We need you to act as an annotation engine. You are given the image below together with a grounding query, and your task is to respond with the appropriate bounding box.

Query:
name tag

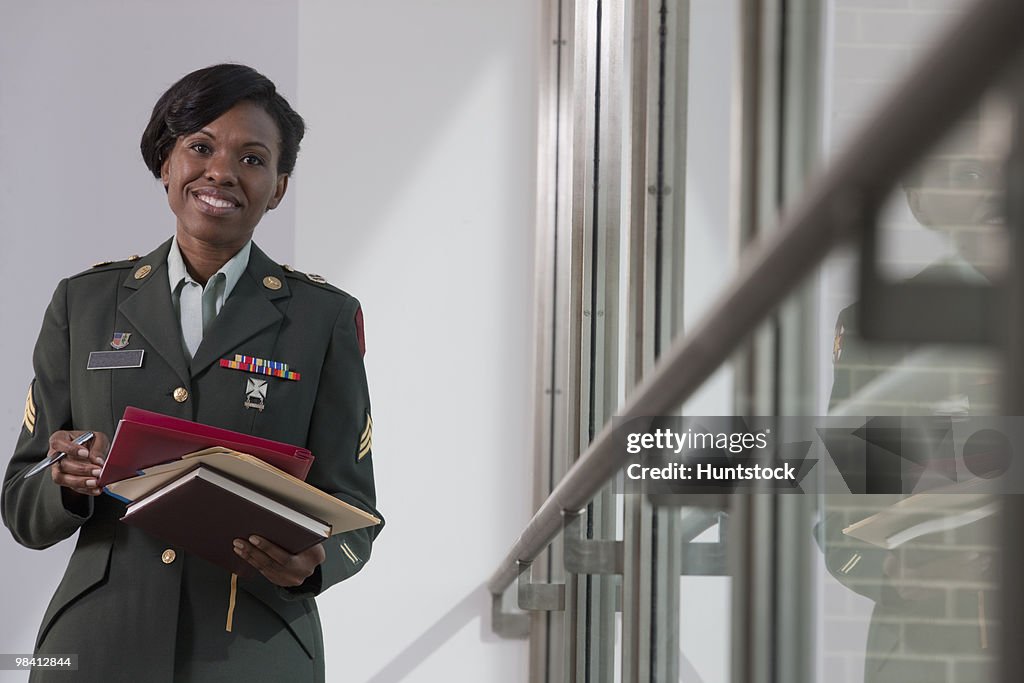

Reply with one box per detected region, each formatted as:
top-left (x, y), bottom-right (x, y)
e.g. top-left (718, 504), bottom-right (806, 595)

top-left (87, 350), bottom-right (145, 370)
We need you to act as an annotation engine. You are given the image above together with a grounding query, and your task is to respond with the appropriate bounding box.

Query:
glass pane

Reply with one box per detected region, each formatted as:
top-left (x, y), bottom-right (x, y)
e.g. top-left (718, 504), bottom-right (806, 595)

top-left (813, 3), bottom-right (1005, 682)
top-left (676, 1), bottom-right (739, 680)
top-left (680, 0), bottom-right (739, 414)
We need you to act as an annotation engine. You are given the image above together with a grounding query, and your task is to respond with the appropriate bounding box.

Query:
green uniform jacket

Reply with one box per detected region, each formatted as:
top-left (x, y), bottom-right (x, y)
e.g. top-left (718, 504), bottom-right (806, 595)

top-left (819, 292), bottom-right (996, 683)
top-left (2, 239), bottom-right (383, 682)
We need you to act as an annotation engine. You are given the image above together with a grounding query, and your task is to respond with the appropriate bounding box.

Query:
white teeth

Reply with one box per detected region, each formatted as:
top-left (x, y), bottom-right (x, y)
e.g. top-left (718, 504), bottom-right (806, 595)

top-left (196, 193), bottom-right (235, 209)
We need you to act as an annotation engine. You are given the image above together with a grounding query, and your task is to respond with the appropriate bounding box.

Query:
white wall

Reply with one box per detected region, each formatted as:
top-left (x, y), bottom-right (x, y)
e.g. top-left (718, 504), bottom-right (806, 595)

top-left (295, 2), bottom-right (536, 681)
top-left (1, 1), bottom-right (535, 681)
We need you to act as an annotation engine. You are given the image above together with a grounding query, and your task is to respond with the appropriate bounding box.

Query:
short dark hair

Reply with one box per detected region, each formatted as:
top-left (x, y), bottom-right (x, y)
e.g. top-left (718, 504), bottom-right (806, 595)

top-left (140, 63), bottom-right (305, 177)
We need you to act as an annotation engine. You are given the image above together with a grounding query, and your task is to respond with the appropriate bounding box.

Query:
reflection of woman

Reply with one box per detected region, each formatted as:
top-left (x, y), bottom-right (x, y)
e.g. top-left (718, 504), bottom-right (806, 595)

top-left (1, 64), bottom-right (382, 682)
top-left (818, 109), bottom-right (1003, 683)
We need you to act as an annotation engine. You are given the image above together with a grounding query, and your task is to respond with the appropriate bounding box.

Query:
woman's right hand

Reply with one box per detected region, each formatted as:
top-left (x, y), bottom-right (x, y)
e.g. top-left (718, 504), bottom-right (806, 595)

top-left (48, 430), bottom-right (111, 497)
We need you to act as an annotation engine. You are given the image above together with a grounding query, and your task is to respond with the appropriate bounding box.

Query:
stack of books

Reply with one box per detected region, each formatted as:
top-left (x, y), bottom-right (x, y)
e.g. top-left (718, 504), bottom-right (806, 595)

top-left (98, 408), bottom-right (380, 576)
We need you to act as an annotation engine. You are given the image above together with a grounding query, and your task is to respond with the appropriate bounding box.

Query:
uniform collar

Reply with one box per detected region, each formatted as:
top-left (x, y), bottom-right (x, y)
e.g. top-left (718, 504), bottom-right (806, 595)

top-left (167, 236), bottom-right (252, 300)
top-left (120, 238), bottom-right (290, 383)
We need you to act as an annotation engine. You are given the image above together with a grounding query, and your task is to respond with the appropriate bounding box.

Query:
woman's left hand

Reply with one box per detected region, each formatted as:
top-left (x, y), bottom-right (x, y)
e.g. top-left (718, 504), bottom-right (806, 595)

top-left (232, 535), bottom-right (326, 588)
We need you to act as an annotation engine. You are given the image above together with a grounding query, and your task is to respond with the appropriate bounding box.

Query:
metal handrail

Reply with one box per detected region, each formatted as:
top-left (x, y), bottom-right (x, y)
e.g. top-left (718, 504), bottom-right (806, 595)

top-left (488, 0), bottom-right (1024, 596)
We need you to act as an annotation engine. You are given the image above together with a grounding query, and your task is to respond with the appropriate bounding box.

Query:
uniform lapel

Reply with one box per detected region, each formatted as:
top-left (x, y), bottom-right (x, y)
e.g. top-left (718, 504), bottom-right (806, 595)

top-left (189, 243), bottom-right (290, 377)
top-left (119, 239), bottom-right (191, 386)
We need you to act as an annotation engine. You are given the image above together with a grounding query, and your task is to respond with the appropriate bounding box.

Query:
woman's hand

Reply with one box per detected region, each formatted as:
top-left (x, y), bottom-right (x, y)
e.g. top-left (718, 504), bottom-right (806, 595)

top-left (48, 430), bottom-right (111, 497)
top-left (232, 535), bottom-right (326, 588)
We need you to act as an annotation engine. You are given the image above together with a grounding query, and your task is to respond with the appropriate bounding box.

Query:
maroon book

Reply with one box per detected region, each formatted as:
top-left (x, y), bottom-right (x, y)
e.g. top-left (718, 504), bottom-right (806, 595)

top-left (121, 466), bottom-right (329, 577)
top-left (98, 407), bottom-right (313, 487)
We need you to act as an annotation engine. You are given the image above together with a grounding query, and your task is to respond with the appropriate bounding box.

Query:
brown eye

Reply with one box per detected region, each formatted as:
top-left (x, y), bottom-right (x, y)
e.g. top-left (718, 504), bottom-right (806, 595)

top-left (189, 142), bottom-right (212, 155)
top-left (242, 154), bottom-right (265, 166)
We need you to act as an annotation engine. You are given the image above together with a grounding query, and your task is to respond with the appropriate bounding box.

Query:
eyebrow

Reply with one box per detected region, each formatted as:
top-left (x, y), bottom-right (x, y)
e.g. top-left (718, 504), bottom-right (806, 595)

top-left (195, 129), bottom-right (273, 155)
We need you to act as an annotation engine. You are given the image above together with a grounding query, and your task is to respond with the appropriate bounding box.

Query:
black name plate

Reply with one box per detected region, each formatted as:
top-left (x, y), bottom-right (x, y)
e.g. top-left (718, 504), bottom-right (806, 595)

top-left (87, 350), bottom-right (145, 370)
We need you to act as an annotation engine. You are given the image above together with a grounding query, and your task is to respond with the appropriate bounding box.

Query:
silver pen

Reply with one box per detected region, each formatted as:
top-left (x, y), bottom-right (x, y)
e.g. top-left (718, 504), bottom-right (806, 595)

top-left (23, 432), bottom-right (96, 479)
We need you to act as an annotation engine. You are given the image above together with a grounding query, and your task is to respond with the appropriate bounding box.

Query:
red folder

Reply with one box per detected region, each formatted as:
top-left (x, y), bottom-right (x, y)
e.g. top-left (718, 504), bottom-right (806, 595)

top-left (98, 407), bottom-right (313, 487)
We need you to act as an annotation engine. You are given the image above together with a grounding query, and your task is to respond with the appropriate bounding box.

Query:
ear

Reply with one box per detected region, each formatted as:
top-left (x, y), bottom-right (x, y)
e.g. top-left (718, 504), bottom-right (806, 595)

top-left (266, 174), bottom-right (289, 211)
top-left (160, 156), bottom-right (171, 190)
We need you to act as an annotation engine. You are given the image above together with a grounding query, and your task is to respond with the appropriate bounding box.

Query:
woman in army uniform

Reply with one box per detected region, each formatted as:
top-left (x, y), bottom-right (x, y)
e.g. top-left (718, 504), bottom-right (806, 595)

top-left (1, 64), bottom-right (382, 682)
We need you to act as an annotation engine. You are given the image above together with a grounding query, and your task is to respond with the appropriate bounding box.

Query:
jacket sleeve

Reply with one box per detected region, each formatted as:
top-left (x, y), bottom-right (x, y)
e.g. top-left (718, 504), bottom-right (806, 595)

top-left (817, 306), bottom-right (901, 605)
top-left (279, 296), bottom-right (383, 600)
top-left (815, 502), bottom-right (899, 604)
top-left (2, 279), bottom-right (94, 549)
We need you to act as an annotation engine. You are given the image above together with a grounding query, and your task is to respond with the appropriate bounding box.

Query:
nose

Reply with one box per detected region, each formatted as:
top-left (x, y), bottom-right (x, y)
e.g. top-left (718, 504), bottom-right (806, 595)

top-left (204, 152), bottom-right (238, 185)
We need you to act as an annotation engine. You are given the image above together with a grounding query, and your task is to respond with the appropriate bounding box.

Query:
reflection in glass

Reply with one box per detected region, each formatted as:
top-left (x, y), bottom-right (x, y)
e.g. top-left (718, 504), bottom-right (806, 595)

top-left (818, 104), bottom-right (1007, 683)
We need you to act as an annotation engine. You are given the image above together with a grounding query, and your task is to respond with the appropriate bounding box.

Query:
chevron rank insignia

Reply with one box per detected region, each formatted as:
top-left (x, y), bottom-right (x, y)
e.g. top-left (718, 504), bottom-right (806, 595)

top-left (832, 321), bottom-right (845, 364)
top-left (357, 413), bottom-right (373, 461)
top-left (23, 382), bottom-right (36, 434)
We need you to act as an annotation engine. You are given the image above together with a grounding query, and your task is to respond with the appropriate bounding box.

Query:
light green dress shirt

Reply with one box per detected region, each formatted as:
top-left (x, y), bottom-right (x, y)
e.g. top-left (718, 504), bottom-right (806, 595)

top-left (166, 238), bottom-right (252, 358)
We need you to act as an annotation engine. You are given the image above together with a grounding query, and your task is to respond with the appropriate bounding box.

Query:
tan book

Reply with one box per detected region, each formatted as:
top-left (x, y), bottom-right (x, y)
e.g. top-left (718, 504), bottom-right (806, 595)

top-left (842, 479), bottom-right (997, 549)
top-left (106, 448), bottom-right (380, 535)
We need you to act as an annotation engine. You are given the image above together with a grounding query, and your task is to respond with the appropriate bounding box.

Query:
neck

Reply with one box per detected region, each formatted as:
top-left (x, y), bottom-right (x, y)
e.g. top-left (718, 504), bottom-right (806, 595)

top-left (175, 230), bottom-right (249, 286)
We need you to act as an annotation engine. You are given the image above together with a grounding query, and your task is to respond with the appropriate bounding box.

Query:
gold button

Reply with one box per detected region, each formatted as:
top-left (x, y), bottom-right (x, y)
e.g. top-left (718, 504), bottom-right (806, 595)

top-left (127, 254), bottom-right (141, 262)
top-left (134, 264), bottom-right (152, 280)
top-left (262, 275), bottom-right (282, 290)
top-left (161, 549), bottom-right (176, 564)
top-left (173, 387), bottom-right (189, 403)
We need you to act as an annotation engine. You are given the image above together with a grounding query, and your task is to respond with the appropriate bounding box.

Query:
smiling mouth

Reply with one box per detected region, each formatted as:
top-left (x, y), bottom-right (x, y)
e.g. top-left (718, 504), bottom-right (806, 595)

top-left (196, 194), bottom-right (237, 209)
top-left (192, 190), bottom-right (241, 215)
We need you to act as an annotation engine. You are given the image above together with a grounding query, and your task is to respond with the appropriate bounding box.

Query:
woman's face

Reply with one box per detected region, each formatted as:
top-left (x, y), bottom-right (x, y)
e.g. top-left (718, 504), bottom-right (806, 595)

top-left (161, 101), bottom-right (288, 251)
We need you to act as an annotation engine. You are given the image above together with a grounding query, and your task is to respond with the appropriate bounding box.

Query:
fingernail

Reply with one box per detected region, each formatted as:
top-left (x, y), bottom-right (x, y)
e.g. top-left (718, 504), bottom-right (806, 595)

top-left (233, 546), bottom-right (243, 555)
top-left (78, 448), bottom-right (89, 457)
top-left (91, 468), bottom-right (101, 477)
top-left (86, 479), bottom-right (97, 487)
top-left (249, 536), bottom-right (260, 546)
top-left (233, 540), bottom-right (244, 549)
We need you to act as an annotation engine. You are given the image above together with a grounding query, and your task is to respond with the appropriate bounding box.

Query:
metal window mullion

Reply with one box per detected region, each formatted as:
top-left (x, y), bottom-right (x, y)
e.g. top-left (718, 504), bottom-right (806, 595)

top-left (621, 0), bottom-right (662, 677)
top-left (538, 0), bottom-right (581, 680)
top-left (566, 0), bottom-right (601, 680)
top-left (649, 1), bottom-right (690, 681)
top-left (729, 3), bottom-right (777, 683)
top-left (773, 3), bottom-right (824, 683)
top-left (657, 0), bottom-right (689, 351)
top-left (526, 0), bottom-right (564, 674)
top-left (637, 0), bottom-right (662, 381)
top-left (778, 0), bottom-right (823, 418)
top-left (588, 1), bottom-right (628, 681)
top-left (621, 491), bottom-right (654, 683)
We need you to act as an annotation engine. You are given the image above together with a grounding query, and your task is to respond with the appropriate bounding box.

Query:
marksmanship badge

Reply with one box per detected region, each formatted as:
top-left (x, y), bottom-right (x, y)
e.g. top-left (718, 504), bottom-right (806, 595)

top-left (244, 378), bottom-right (268, 412)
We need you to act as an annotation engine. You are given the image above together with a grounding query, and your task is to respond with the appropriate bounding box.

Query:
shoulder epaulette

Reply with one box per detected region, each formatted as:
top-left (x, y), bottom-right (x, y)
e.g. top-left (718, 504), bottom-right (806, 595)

top-left (280, 264), bottom-right (348, 296)
top-left (71, 254), bottom-right (143, 279)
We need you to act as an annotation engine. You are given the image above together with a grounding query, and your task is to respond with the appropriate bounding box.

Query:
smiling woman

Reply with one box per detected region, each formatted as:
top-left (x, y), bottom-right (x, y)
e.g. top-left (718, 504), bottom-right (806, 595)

top-left (1, 64), bottom-right (383, 683)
